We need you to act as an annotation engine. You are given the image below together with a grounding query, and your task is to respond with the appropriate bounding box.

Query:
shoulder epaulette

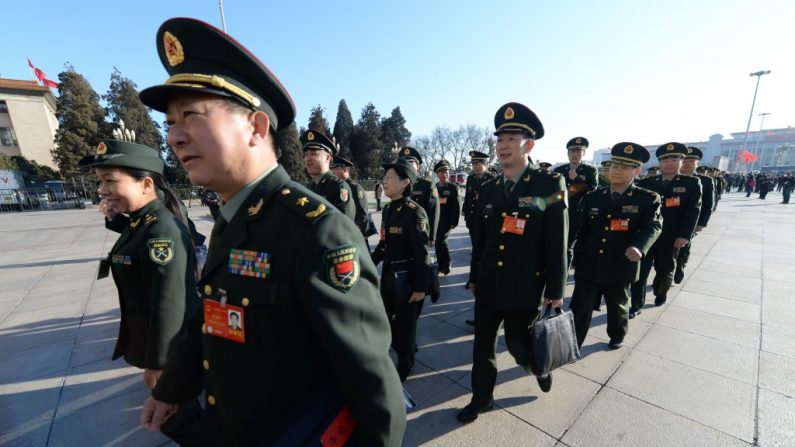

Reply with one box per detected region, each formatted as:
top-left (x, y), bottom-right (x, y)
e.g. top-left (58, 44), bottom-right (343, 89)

top-left (143, 214), bottom-right (158, 226)
top-left (532, 168), bottom-right (561, 180)
top-left (406, 201), bottom-right (417, 209)
top-left (418, 178), bottom-right (432, 185)
top-left (634, 186), bottom-right (661, 199)
top-left (275, 185), bottom-right (328, 222)
top-left (481, 176), bottom-right (498, 187)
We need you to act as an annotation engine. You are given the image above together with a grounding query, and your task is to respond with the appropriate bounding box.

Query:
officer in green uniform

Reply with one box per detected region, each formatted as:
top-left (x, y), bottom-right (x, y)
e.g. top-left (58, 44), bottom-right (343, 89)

top-left (137, 18), bottom-right (404, 446)
top-left (80, 139), bottom-right (198, 390)
top-left (371, 158), bottom-right (430, 382)
top-left (302, 129), bottom-right (357, 220)
top-left (631, 143), bottom-right (701, 316)
top-left (553, 137), bottom-right (598, 269)
top-left (571, 143), bottom-right (662, 348)
top-left (331, 155), bottom-right (370, 237)
top-left (462, 151), bottom-right (496, 288)
top-left (398, 147), bottom-right (440, 302)
top-left (459, 102), bottom-right (568, 423)
top-left (674, 146), bottom-right (714, 284)
top-left (434, 159), bottom-right (461, 276)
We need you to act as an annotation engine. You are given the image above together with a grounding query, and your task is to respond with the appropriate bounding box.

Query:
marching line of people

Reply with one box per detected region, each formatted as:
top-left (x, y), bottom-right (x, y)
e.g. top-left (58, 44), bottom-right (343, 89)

top-left (82, 16), bottom-right (759, 447)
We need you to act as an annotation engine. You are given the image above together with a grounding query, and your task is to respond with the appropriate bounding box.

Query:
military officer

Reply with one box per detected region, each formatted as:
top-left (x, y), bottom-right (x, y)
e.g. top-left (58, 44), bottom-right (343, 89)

top-left (434, 159), bottom-right (461, 276)
top-left (458, 102), bottom-right (568, 423)
top-left (462, 150), bottom-right (496, 288)
top-left (571, 142), bottom-right (662, 348)
top-left (331, 155), bottom-right (370, 237)
top-left (645, 166), bottom-right (659, 178)
top-left (598, 160), bottom-right (611, 186)
top-left (371, 158), bottom-right (430, 382)
top-left (81, 138), bottom-right (198, 390)
top-left (631, 143), bottom-right (701, 316)
top-left (674, 147), bottom-right (715, 284)
top-left (398, 146), bottom-right (440, 302)
top-left (553, 137), bottom-right (598, 269)
top-left (302, 129), bottom-right (357, 220)
top-left (137, 18), bottom-right (405, 446)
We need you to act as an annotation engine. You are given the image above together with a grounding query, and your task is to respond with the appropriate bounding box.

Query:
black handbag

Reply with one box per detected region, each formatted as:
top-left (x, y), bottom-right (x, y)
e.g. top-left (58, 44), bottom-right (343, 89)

top-left (528, 305), bottom-right (581, 376)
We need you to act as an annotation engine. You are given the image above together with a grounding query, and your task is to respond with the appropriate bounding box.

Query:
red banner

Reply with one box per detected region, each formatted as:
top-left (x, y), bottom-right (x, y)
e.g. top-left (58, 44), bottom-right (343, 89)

top-left (27, 58), bottom-right (59, 89)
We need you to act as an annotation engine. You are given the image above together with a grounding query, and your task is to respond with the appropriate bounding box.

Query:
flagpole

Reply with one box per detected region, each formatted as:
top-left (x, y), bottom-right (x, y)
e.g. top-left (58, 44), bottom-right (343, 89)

top-left (737, 70), bottom-right (771, 172)
top-left (218, 0), bottom-right (227, 33)
top-left (750, 112), bottom-right (770, 171)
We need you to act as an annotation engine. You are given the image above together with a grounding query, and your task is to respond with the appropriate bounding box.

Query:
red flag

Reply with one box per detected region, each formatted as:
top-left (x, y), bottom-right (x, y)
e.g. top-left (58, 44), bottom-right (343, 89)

top-left (27, 58), bottom-right (59, 89)
top-left (743, 151), bottom-right (759, 163)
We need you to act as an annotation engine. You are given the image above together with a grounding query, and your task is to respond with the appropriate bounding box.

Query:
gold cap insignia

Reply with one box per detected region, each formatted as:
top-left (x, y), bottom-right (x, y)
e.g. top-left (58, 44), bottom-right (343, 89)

top-left (404, 148), bottom-right (411, 155)
top-left (687, 148), bottom-right (693, 154)
top-left (624, 145), bottom-right (634, 154)
top-left (96, 142), bottom-right (107, 155)
top-left (307, 131), bottom-right (315, 141)
top-left (667, 144), bottom-right (674, 151)
top-left (163, 31), bottom-right (185, 67)
top-left (504, 107), bottom-right (515, 120)
top-left (576, 138), bottom-right (582, 144)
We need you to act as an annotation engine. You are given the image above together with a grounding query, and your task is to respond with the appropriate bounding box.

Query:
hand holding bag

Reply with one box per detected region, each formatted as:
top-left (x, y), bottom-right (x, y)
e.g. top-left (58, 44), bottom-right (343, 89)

top-left (528, 305), bottom-right (581, 377)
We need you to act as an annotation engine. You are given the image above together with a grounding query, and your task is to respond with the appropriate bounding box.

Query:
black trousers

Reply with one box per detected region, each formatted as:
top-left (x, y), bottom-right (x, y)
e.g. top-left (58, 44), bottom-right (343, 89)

top-left (566, 208), bottom-right (582, 269)
top-left (783, 188), bottom-right (792, 204)
top-left (435, 229), bottom-right (451, 272)
top-left (631, 239), bottom-right (679, 309)
top-left (676, 239), bottom-right (693, 273)
top-left (571, 280), bottom-right (629, 346)
top-left (470, 294), bottom-right (536, 405)
top-left (381, 268), bottom-right (419, 382)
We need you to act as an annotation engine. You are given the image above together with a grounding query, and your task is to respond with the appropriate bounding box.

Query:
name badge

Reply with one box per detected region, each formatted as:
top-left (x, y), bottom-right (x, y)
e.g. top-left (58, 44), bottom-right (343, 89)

top-left (439, 197), bottom-right (448, 204)
top-left (610, 219), bottom-right (630, 232)
top-left (621, 205), bottom-right (639, 214)
top-left (673, 186), bottom-right (687, 193)
top-left (665, 197), bottom-right (681, 207)
top-left (501, 216), bottom-right (526, 235)
top-left (203, 299), bottom-right (245, 343)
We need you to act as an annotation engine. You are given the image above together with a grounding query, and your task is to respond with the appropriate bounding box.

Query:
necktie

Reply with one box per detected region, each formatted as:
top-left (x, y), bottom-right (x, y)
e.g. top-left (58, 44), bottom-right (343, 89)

top-left (505, 179), bottom-right (515, 199)
top-left (209, 215), bottom-right (228, 254)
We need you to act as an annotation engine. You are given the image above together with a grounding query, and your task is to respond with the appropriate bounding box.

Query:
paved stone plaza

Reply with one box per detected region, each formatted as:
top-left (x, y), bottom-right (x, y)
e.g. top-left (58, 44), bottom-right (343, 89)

top-left (0, 190), bottom-right (793, 446)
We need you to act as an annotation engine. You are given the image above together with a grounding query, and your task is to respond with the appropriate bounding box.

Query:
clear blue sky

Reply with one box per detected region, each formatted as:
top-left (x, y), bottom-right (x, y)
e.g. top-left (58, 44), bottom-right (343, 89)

top-left (3, 0), bottom-right (793, 164)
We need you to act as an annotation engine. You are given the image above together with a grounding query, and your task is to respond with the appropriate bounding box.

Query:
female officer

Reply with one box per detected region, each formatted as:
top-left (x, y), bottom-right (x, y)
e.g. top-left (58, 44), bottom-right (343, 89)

top-left (80, 138), bottom-right (198, 390)
top-left (371, 158), bottom-right (430, 382)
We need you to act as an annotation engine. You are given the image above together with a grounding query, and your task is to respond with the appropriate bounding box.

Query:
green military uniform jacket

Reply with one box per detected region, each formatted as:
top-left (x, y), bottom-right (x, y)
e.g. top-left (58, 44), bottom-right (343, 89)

top-left (637, 174), bottom-right (702, 241)
top-left (574, 184), bottom-right (663, 284)
top-left (470, 166), bottom-right (569, 308)
top-left (346, 178), bottom-right (369, 232)
top-left (411, 177), bottom-right (440, 241)
top-left (107, 199), bottom-right (197, 369)
top-left (436, 182), bottom-right (461, 236)
top-left (553, 163), bottom-right (598, 205)
top-left (695, 174), bottom-right (715, 226)
top-left (310, 171), bottom-right (356, 221)
top-left (463, 171), bottom-right (496, 229)
top-left (371, 197), bottom-right (430, 293)
top-left (152, 166), bottom-right (405, 446)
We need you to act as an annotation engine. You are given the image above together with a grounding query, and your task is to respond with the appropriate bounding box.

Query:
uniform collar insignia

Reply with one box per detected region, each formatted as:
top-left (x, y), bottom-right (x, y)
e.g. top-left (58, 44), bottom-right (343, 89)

top-left (130, 218), bottom-right (141, 229)
top-left (305, 203), bottom-right (326, 218)
top-left (248, 198), bottom-right (264, 216)
top-left (296, 197), bottom-right (309, 207)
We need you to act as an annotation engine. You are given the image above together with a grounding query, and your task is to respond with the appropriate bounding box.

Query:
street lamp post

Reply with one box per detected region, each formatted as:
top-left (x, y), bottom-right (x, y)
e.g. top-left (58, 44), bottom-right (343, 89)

top-left (750, 112), bottom-right (770, 170)
top-left (737, 70), bottom-right (771, 172)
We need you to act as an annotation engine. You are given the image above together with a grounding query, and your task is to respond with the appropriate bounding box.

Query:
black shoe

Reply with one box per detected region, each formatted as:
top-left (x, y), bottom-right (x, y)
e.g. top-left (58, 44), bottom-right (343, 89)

top-left (464, 283), bottom-right (470, 289)
top-left (536, 373), bottom-right (552, 393)
top-left (608, 338), bottom-right (624, 349)
top-left (629, 307), bottom-right (640, 319)
top-left (464, 319), bottom-right (475, 327)
top-left (457, 400), bottom-right (494, 423)
top-left (654, 295), bottom-right (667, 306)
top-left (430, 293), bottom-right (440, 303)
top-left (674, 268), bottom-right (684, 284)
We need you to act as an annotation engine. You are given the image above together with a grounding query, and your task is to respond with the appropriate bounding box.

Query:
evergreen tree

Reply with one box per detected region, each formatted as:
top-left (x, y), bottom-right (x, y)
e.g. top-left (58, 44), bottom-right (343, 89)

top-left (332, 99), bottom-right (355, 162)
top-left (276, 122), bottom-right (307, 182)
top-left (350, 103), bottom-right (384, 179)
top-left (11, 155), bottom-right (59, 178)
top-left (307, 105), bottom-right (331, 136)
top-left (103, 68), bottom-right (164, 150)
top-left (379, 106), bottom-right (412, 166)
top-left (52, 64), bottom-right (109, 178)
top-left (0, 154), bottom-right (15, 170)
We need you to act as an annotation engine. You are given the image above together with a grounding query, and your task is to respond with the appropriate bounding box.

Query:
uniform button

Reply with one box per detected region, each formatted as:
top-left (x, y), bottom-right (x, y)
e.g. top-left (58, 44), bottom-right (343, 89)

top-left (604, 227), bottom-right (609, 231)
top-left (501, 212), bottom-right (507, 217)
top-left (499, 245), bottom-right (505, 251)
top-left (203, 360), bottom-right (210, 370)
top-left (207, 395), bottom-right (216, 406)
top-left (500, 229), bottom-right (506, 233)
top-left (201, 324), bottom-right (207, 334)
top-left (607, 214), bottom-right (612, 218)
top-left (599, 249), bottom-right (604, 254)
top-left (241, 298), bottom-right (250, 307)
top-left (497, 261), bottom-right (504, 267)
top-left (204, 285), bottom-right (212, 295)
top-left (602, 238), bottom-right (607, 243)
top-left (535, 271), bottom-right (541, 276)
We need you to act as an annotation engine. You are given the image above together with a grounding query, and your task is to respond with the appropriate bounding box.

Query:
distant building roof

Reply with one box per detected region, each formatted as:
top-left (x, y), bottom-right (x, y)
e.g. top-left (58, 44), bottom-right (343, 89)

top-left (0, 78), bottom-right (52, 93)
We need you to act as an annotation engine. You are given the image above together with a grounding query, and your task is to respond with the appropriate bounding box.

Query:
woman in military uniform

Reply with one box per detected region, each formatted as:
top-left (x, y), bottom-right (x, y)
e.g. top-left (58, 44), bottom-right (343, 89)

top-left (371, 158), bottom-right (430, 382)
top-left (80, 138), bottom-right (198, 390)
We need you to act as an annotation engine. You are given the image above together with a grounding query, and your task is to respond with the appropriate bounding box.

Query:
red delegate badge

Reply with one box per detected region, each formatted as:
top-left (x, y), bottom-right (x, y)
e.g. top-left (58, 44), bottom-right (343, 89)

top-left (439, 197), bottom-right (448, 205)
top-left (203, 299), bottom-right (245, 343)
top-left (501, 216), bottom-right (526, 235)
top-left (610, 219), bottom-right (630, 232)
top-left (665, 197), bottom-right (681, 207)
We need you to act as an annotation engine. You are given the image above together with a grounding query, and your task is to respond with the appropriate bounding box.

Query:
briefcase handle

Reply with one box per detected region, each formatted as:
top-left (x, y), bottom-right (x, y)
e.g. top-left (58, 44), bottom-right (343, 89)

top-left (542, 304), bottom-right (564, 319)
